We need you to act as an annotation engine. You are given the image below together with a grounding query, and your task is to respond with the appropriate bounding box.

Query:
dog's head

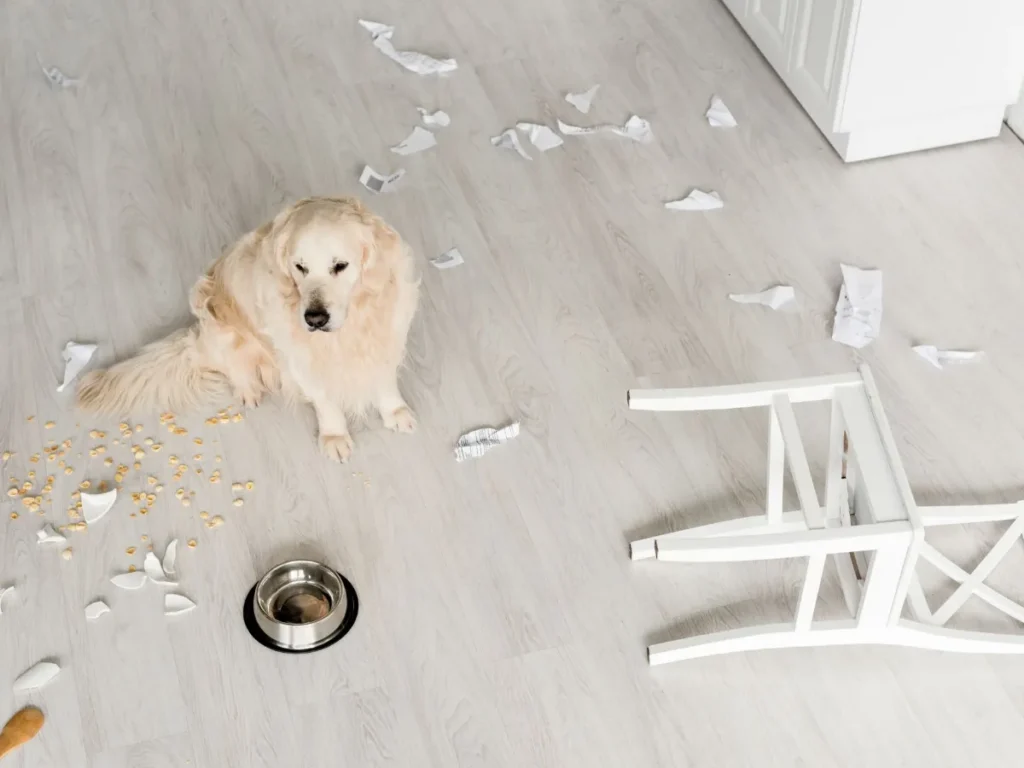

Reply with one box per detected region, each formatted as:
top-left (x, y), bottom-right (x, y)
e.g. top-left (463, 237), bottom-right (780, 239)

top-left (266, 197), bottom-right (400, 333)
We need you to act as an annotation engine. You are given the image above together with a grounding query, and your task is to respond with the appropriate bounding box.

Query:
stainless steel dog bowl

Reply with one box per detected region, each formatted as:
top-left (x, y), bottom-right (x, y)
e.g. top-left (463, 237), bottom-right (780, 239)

top-left (244, 560), bottom-right (358, 653)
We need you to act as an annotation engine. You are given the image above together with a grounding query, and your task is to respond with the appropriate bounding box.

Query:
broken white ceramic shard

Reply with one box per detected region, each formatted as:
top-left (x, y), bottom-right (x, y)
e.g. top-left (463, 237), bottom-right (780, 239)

top-left (358, 19), bottom-right (458, 75)
top-left (164, 594), bottom-right (196, 616)
top-left (39, 58), bottom-right (80, 89)
top-left (556, 115), bottom-right (653, 143)
top-left (162, 539), bottom-right (178, 576)
top-left (665, 189), bottom-right (724, 211)
top-left (56, 341), bottom-right (97, 392)
top-left (143, 551), bottom-right (176, 585)
top-left (565, 85), bottom-right (600, 114)
top-left (13, 661), bottom-right (61, 692)
top-left (728, 286), bottom-right (797, 311)
top-left (913, 346), bottom-right (982, 370)
top-left (832, 264), bottom-right (883, 349)
top-left (391, 126), bottom-right (438, 155)
top-left (359, 165), bottom-right (405, 194)
top-left (81, 488), bottom-right (116, 524)
top-left (516, 122), bottom-right (564, 151)
top-left (110, 571), bottom-right (148, 590)
top-left (0, 585), bottom-right (14, 615)
top-left (454, 421), bottom-right (521, 462)
top-left (491, 129), bottom-right (532, 160)
top-left (418, 108), bottom-right (451, 128)
top-left (36, 524), bottom-right (67, 545)
top-left (85, 600), bottom-right (110, 621)
top-left (705, 95), bottom-right (737, 128)
top-left (430, 248), bottom-right (465, 270)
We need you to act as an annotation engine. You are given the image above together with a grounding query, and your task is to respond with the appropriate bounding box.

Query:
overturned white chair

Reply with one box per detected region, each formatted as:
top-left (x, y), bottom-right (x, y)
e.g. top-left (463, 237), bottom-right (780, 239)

top-left (628, 366), bottom-right (1024, 666)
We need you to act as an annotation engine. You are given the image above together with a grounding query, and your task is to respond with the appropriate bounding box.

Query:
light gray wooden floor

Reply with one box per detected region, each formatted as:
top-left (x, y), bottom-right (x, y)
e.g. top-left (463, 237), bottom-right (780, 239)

top-left (4, 0), bottom-right (1024, 765)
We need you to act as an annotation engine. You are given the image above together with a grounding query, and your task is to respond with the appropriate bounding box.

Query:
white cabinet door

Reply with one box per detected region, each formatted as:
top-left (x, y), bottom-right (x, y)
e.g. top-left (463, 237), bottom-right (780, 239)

top-left (785, 0), bottom-right (858, 131)
top-left (743, 0), bottom-right (797, 76)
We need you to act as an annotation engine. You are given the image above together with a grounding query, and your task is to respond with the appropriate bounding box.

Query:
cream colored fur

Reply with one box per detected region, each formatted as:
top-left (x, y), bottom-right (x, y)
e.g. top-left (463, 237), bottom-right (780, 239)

top-left (77, 197), bottom-right (420, 462)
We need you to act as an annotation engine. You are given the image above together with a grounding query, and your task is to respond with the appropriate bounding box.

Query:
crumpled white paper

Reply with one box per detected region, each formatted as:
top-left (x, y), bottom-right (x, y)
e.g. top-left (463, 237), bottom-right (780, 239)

top-left (565, 85), bottom-right (600, 114)
top-left (81, 489), bottom-right (116, 524)
top-left (57, 341), bottom-right (96, 392)
top-left (430, 248), bottom-right (465, 270)
top-left (391, 126), bottom-right (437, 155)
top-left (13, 661), bottom-right (60, 692)
top-left (358, 20), bottom-right (458, 75)
top-left (36, 524), bottom-right (67, 545)
top-left (454, 421), bottom-right (521, 462)
top-left (516, 122), bottom-right (564, 151)
top-left (557, 115), bottom-right (653, 143)
top-left (665, 189), bottom-right (723, 211)
top-left (832, 264), bottom-right (882, 349)
top-left (728, 285), bottom-right (796, 311)
top-left (913, 346), bottom-right (982, 370)
top-left (491, 129), bottom-right (531, 160)
top-left (705, 95), bottom-right (737, 128)
top-left (418, 108), bottom-right (451, 128)
top-left (359, 165), bottom-right (405, 194)
top-left (162, 539), bottom-right (178, 576)
top-left (0, 585), bottom-right (14, 615)
top-left (111, 571), bottom-right (148, 590)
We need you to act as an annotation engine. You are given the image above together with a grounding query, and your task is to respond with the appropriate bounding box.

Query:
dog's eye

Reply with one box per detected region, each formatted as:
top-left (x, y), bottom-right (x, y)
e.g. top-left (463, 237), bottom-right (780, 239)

top-left (294, 263), bottom-right (308, 275)
top-left (332, 262), bottom-right (349, 275)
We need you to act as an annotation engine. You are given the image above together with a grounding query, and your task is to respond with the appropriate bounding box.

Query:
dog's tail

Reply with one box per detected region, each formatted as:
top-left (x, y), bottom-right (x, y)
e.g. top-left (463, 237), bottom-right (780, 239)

top-left (76, 327), bottom-right (229, 415)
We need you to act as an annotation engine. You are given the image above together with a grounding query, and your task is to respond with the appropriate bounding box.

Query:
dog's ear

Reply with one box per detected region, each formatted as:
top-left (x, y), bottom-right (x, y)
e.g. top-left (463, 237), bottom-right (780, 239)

top-left (357, 215), bottom-right (402, 295)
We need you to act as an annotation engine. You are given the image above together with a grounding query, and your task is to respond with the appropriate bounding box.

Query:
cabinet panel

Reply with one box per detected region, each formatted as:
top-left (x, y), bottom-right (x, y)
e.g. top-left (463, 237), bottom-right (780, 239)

top-left (745, 0), bottom-right (796, 74)
top-left (787, 0), bottom-right (857, 131)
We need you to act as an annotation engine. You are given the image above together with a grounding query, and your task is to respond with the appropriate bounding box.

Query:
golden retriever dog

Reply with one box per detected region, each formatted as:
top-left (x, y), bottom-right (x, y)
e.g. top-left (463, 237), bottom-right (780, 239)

top-left (77, 197), bottom-right (419, 462)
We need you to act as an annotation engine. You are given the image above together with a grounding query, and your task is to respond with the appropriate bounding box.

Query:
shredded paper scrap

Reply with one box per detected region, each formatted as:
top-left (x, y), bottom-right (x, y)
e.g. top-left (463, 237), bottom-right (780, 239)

top-left (454, 422), bottom-right (521, 462)
top-left (358, 20), bottom-right (458, 75)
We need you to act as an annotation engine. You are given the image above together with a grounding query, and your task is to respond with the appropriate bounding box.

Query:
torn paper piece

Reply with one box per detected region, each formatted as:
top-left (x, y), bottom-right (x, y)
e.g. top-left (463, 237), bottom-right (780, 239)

top-left (705, 95), bottom-right (737, 128)
top-left (665, 189), bottom-right (723, 211)
top-left (162, 539), bottom-right (178, 576)
top-left (165, 594), bottom-right (196, 616)
top-left (36, 524), bottom-right (66, 545)
top-left (454, 421), bottom-right (521, 462)
top-left (516, 122), bottom-right (564, 151)
top-left (56, 341), bottom-right (96, 392)
top-left (358, 19), bottom-right (458, 75)
top-left (430, 248), bottom-right (465, 270)
top-left (359, 165), bottom-right (406, 194)
top-left (557, 115), bottom-right (653, 144)
top-left (832, 264), bottom-right (883, 349)
top-left (565, 85), bottom-right (600, 114)
top-left (110, 571), bottom-right (148, 590)
top-left (913, 346), bottom-right (982, 370)
top-left (0, 585), bottom-right (14, 615)
top-left (13, 661), bottom-right (60, 693)
top-left (728, 286), bottom-right (797, 311)
top-left (81, 489), bottom-right (116, 524)
top-left (85, 600), bottom-right (110, 621)
top-left (491, 129), bottom-right (532, 160)
top-left (418, 108), bottom-right (451, 128)
top-left (39, 58), bottom-right (80, 89)
top-left (391, 126), bottom-right (437, 155)
top-left (144, 551), bottom-right (176, 585)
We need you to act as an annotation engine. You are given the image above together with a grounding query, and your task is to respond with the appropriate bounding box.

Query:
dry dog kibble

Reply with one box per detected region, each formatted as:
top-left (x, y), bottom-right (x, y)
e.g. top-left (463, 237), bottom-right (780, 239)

top-left (135, 424), bottom-right (143, 433)
top-left (29, 453), bottom-right (40, 463)
top-left (45, 421), bottom-right (55, 429)
top-left (133, 462), bottom-right (141, 471)
top-left (151, 443), bottom-right (162, 452)
top-left (195, 468), bottom-right (203, 475)
top-left (175, 489), bottom-right (185, 499)
top-left (177, 464), bottom-right (187, 473)
top-left (155, 484), bottom-right (164, 493)
top-left (64, 467), bottom-right (74, 475)
top-left (66, 522), bottom-right (87, 532)
top-left (98, 481), bottom-right (108, 492)
top-left (141, 534), bottom-right (149, 541)
top-left (160, 412), bottom-right (175, 423)
top-left (119, 422), bottom-right (129, 431)
top-left (231, 482), bottom-right (243, 492)
top-left (79, 480), bottom-right (91, 490)
top-left (26, 415), bottom-right (34, 421)
top-left (22, 481), bottom-right (32, 491)
top-left (147, 475), bottom-right (157, 486)
top-left (193, 438), bottom-right (203, 446)
top-left (128, 564), bottom-right (137, 572)
top-left (199, 511), bottom-right (209, 520)
top-left (140, 507), bottom-right (149, 515)
top-left (89, 430), bottom-right (105, 439)
top-left (169, 455), bottom-right (178, 465)
top-left (42, 484), bottom-right (53, 493)
top-left (27, 471), bottom-right (36, 480)
top-left (61, 548), bottom-right (73, 560)
top-left (104, 457), bottom-right (114, 467)
top-left (144, 437), bottom-right (154, 445)
top-left (147, 493), bottom-right (156, 505)
top-left (134, 449), bottom-right (145, 460)
top-left (215, 455), bottom-right (222, 463)
top-left (187, 539), bottom-right (197, 548)
top-left (232, 498), bottom-right (244, 507)
top-left (232, 413), bottom-right (243, 422)
top-left (114, 473), bottom-right (123, 483)
top-left (205, 515), bottom-right (224, 528)
top-left (6, 488), bottom-right (18, 498)
top-left (126, 546), bottom-right (136, 555)
top-left (2, 451), bottom-right (12, 461)
top-left (181, 498), bottom-right (191, 507)
top-left (193, 454), bottom-right (202, 462)
top-left (10, 511), bottom-right (17, 520)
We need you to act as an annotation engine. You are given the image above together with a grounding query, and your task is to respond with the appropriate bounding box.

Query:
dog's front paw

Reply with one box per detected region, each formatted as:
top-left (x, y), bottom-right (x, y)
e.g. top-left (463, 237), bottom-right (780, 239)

top-left (382, 405), bottom-right (417, 433)
top-left (319, 433), bottom-right (354, 463)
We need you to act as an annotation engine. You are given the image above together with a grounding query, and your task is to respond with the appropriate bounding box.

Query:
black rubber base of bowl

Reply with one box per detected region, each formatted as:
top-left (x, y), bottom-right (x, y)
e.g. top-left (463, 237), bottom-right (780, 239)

top-left (243, 573), bottom-right (359, 654)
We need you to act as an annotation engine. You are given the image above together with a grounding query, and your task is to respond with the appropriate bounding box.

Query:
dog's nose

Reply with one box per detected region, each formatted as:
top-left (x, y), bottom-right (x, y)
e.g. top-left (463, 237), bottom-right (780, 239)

top-left (304, 308), bottom-right (330, 330)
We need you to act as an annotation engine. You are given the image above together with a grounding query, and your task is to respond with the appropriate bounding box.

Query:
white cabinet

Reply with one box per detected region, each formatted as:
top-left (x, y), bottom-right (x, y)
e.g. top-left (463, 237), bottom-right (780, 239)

top-left (724, 0), bottom-right (1024, 161)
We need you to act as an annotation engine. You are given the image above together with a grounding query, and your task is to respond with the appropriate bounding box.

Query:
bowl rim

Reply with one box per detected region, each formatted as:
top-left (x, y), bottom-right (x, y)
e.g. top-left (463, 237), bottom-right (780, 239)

top-left (254, 559), bottom-right (345, 628)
